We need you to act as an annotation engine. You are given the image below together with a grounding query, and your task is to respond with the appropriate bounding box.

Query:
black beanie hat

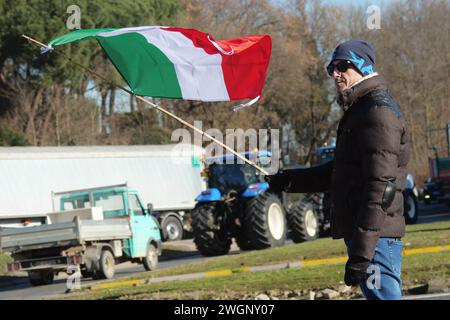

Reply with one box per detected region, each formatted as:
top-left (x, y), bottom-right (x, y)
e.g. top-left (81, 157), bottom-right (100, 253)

top-left (327, 39), bottom-right (376, 76)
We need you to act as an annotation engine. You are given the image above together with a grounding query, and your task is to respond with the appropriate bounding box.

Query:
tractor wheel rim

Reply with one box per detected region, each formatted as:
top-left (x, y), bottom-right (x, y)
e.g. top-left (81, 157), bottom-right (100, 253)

top-left (166, 222), bottom-right (180, 240)
top-left (305, 209), bottom-right (318, 237)
top-left (406, 196), bottom-right (416, 219)
top-left (268, 203), bottom-right (284, 240)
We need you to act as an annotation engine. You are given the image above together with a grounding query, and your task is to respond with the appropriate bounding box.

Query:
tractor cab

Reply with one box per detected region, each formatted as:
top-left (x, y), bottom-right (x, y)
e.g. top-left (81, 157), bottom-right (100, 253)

top-left (197, 150), bottom-right (272, 201)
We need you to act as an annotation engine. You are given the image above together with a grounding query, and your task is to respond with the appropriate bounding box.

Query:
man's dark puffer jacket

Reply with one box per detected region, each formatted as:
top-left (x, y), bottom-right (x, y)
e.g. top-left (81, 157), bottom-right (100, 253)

top-left (270, 75), bottom-right (410, 261)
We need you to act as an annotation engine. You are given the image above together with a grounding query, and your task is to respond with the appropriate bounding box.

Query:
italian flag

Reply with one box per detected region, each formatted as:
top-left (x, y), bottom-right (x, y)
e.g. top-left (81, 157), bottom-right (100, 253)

top-left (48, 26), bottom-right (272, 102)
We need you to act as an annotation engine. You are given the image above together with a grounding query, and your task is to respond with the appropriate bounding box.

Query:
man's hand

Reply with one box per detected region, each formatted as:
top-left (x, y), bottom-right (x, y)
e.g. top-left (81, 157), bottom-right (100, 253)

top-left (264, 170), bottom-right (290, 192)
top-left (344, 255), bottom-right (370, 286)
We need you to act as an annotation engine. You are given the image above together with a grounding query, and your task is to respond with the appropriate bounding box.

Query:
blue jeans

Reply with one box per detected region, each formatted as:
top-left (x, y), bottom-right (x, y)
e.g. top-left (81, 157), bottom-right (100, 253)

top-left (345, 237), bottom-right (403, 300)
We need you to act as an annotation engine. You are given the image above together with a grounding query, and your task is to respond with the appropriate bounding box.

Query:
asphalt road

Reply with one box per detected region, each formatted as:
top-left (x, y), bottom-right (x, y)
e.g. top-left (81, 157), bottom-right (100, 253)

top-left (0, 200), bottom-right (448, 300)
top-left (0, 251), bottom-right (220, 300)
top-left (403, 292), bottom-right (450, 300)
top-left (416, 201), bottom-right (450, 224)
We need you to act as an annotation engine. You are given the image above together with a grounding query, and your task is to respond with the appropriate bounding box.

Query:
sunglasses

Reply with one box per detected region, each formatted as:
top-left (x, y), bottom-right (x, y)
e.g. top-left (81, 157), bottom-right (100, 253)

top-left (327, 60), bottom-right (352, 76)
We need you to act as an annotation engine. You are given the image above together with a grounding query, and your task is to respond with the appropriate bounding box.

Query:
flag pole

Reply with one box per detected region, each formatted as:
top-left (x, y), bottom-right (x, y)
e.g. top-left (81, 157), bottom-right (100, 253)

top-left (21, 34), bottom-right (270, 175)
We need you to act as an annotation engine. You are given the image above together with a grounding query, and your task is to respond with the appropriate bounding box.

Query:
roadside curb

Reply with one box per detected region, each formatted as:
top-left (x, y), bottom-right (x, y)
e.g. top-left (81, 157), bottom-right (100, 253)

top-left (84, 244), bottom-right (450, 292)
top-left (403, 245), bottom-right (450, 256)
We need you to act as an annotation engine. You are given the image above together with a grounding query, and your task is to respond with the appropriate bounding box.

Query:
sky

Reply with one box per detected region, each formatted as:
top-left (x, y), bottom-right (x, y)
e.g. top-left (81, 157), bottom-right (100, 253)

top-left (92, 0), bottom-right (400, 115)
top-left (321, 0), bottom-right (391, 7)
top-left (272, 0), bottom-right (396, 10)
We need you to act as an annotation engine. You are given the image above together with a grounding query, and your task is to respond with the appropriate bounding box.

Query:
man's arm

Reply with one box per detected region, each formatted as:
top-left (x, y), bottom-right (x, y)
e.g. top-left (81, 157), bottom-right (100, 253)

top-left (266, 160), bottom-right (333, 193)
top-left (350, 106), bottom-right (403, 261)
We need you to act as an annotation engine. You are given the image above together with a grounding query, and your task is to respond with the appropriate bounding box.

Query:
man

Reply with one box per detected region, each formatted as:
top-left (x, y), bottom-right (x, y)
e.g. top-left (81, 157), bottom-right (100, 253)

top-left (267, 40), bottom-right (409, 300)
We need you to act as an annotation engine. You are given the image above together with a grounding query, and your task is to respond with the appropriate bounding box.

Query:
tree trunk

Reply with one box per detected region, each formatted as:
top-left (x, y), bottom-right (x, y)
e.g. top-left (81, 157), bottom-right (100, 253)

top-left (100, 88), bottom-right (109, 134)
top-left (25, 87), bottom-right (44, 146)
top-left (136, 97), bottom-right (144, 113)
top-left (39, 86), bottom-right (62, 146)
top-left (109, 87), bottom-right (116, 133)
top-left (109, 87), bottom-right (116, 116)
top-left (130, 94), bottom-right (135, 112)
top-left (78, 76), bottom-right (89, 99)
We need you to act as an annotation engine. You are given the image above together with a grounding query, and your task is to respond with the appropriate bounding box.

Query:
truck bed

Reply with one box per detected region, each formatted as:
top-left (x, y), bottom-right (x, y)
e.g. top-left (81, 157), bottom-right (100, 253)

top-left (0, 214), bottom-right (47, 229)
top-left (0, 217), bottom-right (131, 253)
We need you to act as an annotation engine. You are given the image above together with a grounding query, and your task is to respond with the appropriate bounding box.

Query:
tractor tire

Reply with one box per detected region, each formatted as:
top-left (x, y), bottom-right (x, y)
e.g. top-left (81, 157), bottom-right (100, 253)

top-left (319, 192), bottom-right (332, 237)
top-left (234, 227), bottom-right (254, 251)
top-left (403, 189), bottom-right (419, 224)
top-left (288, 194), bottom-right (321, 243)
top-left (243, 192), bottom-right (287, 249)
top-left (192, 203), bottom-right (231, 256)
top-left (161, 215), bottom-right (184, 241)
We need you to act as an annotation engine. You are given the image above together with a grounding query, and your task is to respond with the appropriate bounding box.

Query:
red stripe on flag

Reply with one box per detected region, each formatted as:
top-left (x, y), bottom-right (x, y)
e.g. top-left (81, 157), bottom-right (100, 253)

top-left (163, 27), bottom-right (271, 100)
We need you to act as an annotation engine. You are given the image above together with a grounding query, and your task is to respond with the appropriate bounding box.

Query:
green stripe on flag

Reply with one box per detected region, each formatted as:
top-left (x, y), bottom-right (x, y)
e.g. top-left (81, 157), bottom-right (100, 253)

top-left (97, 33), bottom-right (182, 98)
top-left (49, 29), bottom-right (117, 46)
top-left (49, 30), bottom-right (183, 99)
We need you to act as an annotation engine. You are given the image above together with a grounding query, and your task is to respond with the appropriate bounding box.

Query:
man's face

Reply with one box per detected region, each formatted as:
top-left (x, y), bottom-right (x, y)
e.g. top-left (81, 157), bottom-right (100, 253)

top-left (329, 60), bottom-right (363, 92)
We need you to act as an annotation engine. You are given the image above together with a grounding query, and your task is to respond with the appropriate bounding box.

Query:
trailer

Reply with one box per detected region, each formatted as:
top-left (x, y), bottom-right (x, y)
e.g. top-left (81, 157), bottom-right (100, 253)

top-left (0, 144), bottom-right (206, 241)
top-left (425, 157), bottom-right (450, 207)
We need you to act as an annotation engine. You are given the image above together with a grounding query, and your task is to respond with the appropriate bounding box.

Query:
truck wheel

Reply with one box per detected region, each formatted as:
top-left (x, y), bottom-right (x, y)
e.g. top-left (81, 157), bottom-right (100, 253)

top-left (80, 268), bottom-right (93, 279)
top-left (161, 216), bottom-right (184, 241)
top-left (319, 193), bottom-right (332, 237)
top-left (143, 243), bottom-right (159, 271)
top-left (192, 203), bottom-right (231, 256)
top-left (97, 249), bottom-right (115, 279)
top-left (28, 270), bottom-right (54, 286)
top-left (404, 189), bottom-right (419, 224)
top-left (235, 227), bottom-right (254, 251)
top-left (288, 195), bottom-right (320, 243)
top-left (243, 192), bottom-right (287, 249)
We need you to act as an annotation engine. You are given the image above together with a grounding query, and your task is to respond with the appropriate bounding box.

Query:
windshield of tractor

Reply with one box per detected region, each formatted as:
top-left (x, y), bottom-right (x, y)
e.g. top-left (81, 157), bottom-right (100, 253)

top-left (318, 147), bottom-right (335, 164)
top-left (208, 163), bottom-right (261, 193)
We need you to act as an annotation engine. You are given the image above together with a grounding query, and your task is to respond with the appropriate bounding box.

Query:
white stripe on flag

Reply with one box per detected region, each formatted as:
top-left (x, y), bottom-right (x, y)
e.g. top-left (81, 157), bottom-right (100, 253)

top-left (99, 28), bottom-right (230, 101)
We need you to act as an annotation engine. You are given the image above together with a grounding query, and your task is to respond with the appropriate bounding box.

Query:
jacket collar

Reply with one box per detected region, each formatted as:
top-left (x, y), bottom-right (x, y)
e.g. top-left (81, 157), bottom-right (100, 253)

top-left (339, 73), bottom-right (388, 109)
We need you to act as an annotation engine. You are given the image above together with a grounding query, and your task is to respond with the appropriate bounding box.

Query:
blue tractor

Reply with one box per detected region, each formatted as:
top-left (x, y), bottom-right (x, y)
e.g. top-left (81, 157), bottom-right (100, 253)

top-left (191, 150), bottom-right (288, 256)
top-left (287, 145), bottom-right (335, 242)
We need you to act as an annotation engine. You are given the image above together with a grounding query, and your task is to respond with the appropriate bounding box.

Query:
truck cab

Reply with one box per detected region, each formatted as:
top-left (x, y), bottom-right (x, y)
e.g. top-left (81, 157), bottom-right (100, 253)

top-left (54, 184), bottom-right (162, 259)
